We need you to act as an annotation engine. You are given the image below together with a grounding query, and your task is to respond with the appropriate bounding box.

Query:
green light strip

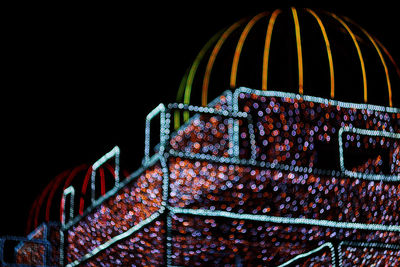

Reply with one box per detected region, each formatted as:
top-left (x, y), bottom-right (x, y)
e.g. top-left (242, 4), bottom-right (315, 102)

top-left (175, 68), bottom-right (190, 130)
top-left (183, 29), bottom-right (225, 122)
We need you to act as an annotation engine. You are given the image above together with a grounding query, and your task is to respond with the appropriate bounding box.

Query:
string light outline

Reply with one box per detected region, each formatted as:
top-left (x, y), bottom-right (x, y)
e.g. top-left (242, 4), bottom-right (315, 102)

top-left (338, 126), bottom-right (400, 181)
top-left (58, 87), bottom-right (400, 265)
top-left (59, 149), bottom-right (162, 265)
top-left (65, 208), bottom-right (165, 267)
top-left (338, 241), bottom-right (400, 266)
top-left (61, 186), bottom-right (75, 226)
top-left (169, 207), bottom-right (400, 233)
top-left (277, 242), bottom-right (336, 267)
top-left (145, 104), bottom-right (166, 164)
top-left (61, 155), bottom-right (165, 265)
top-left (91, 146), bottom-right (120, 204)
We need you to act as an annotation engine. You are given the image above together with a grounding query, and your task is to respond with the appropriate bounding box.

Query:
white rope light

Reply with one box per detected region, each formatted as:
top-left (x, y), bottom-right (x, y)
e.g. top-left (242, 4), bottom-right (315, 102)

top-left (91, 146), bottom-right (120, 204)
top-left (338, 126), bottom-right (400, 181)
top-left (169, 207), bottom-right (400, 233)
top-left (278, 242), bottom-right (336, 267)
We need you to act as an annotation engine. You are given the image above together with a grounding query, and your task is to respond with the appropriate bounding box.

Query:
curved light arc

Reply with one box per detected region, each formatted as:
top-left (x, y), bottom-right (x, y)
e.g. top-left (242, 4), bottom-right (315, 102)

top-left (78, 164), bottom-right (116, 216)
top-left (262, 9), bottom-right (281, 91)
top-left (230, 12), bottom-right (269, 89)
top-left (183, 30), bottom-right (225, 105)
top-left (374, 38), bottom-right (400, 78)
top-left (45, 165), bottom-right (87, 222)
top-left (374, 38), bottom-right (400, 107)
top-left (32, 168), bottom-right (71, 229)
top-left (306, 8), bottom-right (335, 99)
top-left (45, 173), bottom-right (71, 222)
top-left (33, 179), bottom-right (56, 229)
top-left (201, 19), bottom-right (246, 106)
top-left (174, 68), bottom-right (189, 129)
top-left (291, 7), bottom-right (304, 94)
top-left (329, 12), bottom-right (368, 103)
top-left (78, 167), bottom-right (93, 216)
top-left (26, 198), bottom-right (38, 234)
top-left (343, 16), bottom-right (393, 107)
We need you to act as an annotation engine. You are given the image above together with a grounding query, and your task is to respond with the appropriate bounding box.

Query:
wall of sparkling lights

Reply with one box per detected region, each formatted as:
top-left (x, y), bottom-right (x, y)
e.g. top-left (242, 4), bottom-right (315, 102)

top-left (7, 88), bottom-right (400, 266)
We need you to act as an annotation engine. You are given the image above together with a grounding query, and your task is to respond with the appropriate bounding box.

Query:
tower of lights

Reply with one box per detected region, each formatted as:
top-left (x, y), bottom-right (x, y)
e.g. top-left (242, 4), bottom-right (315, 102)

top-left (1, 8), bottom-right (399, 266)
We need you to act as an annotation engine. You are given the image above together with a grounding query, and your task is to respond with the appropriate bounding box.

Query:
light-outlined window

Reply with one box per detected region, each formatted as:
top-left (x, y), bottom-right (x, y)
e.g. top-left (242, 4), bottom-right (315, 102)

top-left (339, 126), bottom-right (400, 181)
top-left (144, 104), bottom-right (167, 165)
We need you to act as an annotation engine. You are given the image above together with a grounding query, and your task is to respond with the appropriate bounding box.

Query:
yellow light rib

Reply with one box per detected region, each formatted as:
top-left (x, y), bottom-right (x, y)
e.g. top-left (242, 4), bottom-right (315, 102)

top-left (306, 8), bottom-right (335, 99)
top-left (291, 7), bottom-right (304, 95)
top-left (202, 19), bottom-right (245, 106)
top-left (262, 9), bottom-right (281, 91)
top-left (230, 12), bottom-right (268, 89)
top-left (330, 13), bottom-right (368, 103)
top-left (343, 16), bottom-right (392, 107)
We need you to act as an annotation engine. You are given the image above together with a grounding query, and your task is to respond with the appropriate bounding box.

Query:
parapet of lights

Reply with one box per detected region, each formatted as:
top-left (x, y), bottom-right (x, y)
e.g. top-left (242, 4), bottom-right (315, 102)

top-left (2, 7), bottom-right (400, 267)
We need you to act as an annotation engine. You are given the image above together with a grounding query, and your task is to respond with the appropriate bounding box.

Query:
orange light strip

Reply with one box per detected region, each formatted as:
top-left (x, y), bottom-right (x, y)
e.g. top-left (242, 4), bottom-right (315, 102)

top-left (374, 38), bottom-right (400, 78)
top-left (202, 19), bottom-right (245, 106)
top-left (306, 8), bottom-right (335, 99)
top-left (374, 38), bottom-right (400, 107)
top-left (262, 9), bottom-right (281, 91)
top-left (344, 16), bottom-right (392, 107)
top-left (183, 29), bottom-right (224, 122)
top-left (230, 12), bottom-right (268, 89)
top-left (291, 7), bottom-right (304, 95)
top-left (330, 13), bottom-right (368, 103)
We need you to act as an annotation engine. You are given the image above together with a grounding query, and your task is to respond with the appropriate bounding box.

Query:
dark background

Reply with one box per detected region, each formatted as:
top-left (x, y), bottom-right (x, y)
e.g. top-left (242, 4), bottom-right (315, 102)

top-left (1, 2), bottom-right (399, 237)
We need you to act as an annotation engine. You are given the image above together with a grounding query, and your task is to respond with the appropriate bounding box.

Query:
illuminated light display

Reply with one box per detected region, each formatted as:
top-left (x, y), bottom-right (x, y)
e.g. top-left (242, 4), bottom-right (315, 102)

top-left (306, 8), bottom-right (335, 99)
top-left (64, 164), bottom-right (163, 264)
top-left (342, 16), bottom-right (393, 107)
top-left (291, 7), bottom-right (304, 95)
top-left (13, 223), bottom-right (60, 266)
top-left (230, 12), bottom-right (269, 89)
top-left (328, 12), bottom-right (368, 103)
top-left (202, 19), bottom-right (246, 106)
top-left (47, 165), bottom-right (88, 222)
top-left (375, 37), bottom-right (400, 87)
top-left (183, 31), bottom-right (224, 122)
top-left (262, 9), bottom-right (281, 91)
top-left (32, 169), bottom-right (71, 230)
top-left (177, 8), bottom-right (400, 108)
top-left (2, 7), bottom-right (400, 267)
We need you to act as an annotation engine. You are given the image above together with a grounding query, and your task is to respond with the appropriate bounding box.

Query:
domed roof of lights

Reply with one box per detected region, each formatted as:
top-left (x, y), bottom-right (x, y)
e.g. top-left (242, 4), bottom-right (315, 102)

top-left (176, 7), bottom-right (400, 110)
top-left (25, 151), bottom-right (126, 234)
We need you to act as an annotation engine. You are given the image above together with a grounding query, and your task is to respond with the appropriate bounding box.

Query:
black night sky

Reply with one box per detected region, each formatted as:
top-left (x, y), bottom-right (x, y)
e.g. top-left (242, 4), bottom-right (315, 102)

top-left (1, 3), bottom-right (399, 237)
